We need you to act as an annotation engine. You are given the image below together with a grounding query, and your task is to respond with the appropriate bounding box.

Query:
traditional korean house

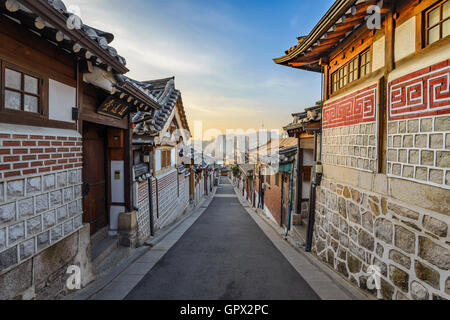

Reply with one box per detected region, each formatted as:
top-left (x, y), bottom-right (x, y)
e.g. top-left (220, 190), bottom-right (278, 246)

top-left (130, 77), bottom-right (192, 236)
top-left (0, 0), bottom-right (149, 299)
top-left (283, 103), bottom-right (322, 241)
top-left (254, 138), bottom-right (298, 229)
top-left (275, 0), bottom-right (450, 300)
top-left (238, 164), bottom-right (255, 203)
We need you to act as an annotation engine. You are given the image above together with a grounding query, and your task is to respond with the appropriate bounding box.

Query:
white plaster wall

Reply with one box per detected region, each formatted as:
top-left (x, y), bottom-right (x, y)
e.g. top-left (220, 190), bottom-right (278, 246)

top-left (109, 205), bottom-right (125, 235)
top-left (111, 161), bottom-right (124, 203)
top-left (325, 77), bottom-right (381, 104)
top-left (49, 79), bottom-right (76, 123)
top-left (171, 148), bottom-right (176, 167)
top-left (389, 43), bottom-right (450, 82)
top-left (155, 150), bottom-right (162, 172)
top-left (0, 123), bottom-right (80, 138)
top-left (372, 36), bottom-right (385, 71)
top-left (394, 17), bottom-right (416, 62)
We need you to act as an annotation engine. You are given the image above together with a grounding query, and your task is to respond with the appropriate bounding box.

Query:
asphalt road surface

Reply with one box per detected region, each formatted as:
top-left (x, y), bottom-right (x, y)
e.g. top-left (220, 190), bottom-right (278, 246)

top-left (125, 177), bottom-right (320, 300)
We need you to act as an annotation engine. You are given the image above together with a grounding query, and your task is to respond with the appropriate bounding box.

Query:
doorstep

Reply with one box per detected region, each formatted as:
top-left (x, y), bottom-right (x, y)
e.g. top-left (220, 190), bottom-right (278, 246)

top-left (92, 235), bottom-right (119, 268)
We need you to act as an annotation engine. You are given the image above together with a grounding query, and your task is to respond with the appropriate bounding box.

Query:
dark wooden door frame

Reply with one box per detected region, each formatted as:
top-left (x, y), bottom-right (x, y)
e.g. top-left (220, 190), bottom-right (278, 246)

top-left (82, 121), bottom-right (109, 235)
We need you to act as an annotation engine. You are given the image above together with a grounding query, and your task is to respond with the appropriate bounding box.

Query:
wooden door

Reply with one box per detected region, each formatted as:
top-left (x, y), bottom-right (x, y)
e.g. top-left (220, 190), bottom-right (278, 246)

top-left (83, 123), bottom-right (108, 235)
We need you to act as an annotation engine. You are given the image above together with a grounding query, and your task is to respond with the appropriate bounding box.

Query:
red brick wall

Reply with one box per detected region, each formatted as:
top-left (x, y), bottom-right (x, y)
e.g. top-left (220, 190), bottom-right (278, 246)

top-left (255, 174), bottom-right (282, 225)
top-left (0, 134), bottom-right (83, 179)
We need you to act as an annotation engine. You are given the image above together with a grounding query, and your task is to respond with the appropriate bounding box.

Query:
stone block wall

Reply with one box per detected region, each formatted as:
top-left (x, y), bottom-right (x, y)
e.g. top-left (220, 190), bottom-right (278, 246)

top-left (322, 123), bottom-right (378, 172)
top-left (0, 126), bottom-right (88, 299)
top-left (387, 60), bottom-right (450, 189)
top-left (195, 177), bottom-right (204, 206)
top-left (322, 83), bottom-right (379, 172)
top-left (314, 59), bottom-right (449, 300)
top-left (136, 181), bottom-right (151, 245)
top-left (154, 169), bottom-right (179, 230)
top-left (314, 178), bottom-right (449, 300)
top-left (0, 224), bottom-right (93, 300)
top-left (0, 132), bottom-right (84, 276)
top-left (178, 174), bottom-right (189, 214)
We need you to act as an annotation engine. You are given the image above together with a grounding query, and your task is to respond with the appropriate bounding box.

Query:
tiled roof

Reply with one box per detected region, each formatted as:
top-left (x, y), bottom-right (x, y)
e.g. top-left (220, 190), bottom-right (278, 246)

top-left (273, 0), bottom-right (387, 72)
top-left (132, 77), bottom-right (190, 136)
top-left (2, 0), bottom-right (128, 73)
top-left (284, 102), bottom-right (322, 133)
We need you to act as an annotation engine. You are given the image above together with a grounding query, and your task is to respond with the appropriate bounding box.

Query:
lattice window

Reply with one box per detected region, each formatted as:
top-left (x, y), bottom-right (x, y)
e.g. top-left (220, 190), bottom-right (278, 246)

top-left (425, 0), bottom-right (450, 45)
top-left (2, 63), bottom-right (41, 113)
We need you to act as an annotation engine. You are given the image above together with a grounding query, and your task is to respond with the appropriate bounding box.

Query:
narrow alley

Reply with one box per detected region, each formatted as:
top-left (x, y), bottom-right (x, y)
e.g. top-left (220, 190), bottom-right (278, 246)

top-left (126, 177), bottom-right (319, 300)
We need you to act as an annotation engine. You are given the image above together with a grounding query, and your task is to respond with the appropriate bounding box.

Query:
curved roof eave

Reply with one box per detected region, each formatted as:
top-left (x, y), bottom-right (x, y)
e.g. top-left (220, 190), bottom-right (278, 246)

top-left (273, 0), bottom-right (356, 65)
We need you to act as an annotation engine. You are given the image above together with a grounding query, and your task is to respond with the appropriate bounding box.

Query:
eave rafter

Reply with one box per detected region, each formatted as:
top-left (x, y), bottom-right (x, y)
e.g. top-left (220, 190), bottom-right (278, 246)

top-left (11, 0), bottom-right (129, 74)
top-left (274, 0), bottom-right (391, 71)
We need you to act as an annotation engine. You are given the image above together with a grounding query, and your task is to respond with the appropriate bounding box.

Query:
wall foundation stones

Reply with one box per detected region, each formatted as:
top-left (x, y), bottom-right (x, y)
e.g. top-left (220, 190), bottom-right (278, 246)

top-left (314, 177), bottom-right (450, 300)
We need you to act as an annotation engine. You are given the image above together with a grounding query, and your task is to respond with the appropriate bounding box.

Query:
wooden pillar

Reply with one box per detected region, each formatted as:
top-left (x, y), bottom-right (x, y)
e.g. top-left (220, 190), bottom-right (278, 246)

top-left (296, 135), bottom-right (303, 216)
top-left (124, 124), bottom-right (133, 212)
top-left (379, 1), bottom-right (396, 173)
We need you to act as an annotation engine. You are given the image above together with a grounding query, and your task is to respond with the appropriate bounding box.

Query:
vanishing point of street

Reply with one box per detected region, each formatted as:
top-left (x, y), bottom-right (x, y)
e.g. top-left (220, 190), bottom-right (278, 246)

top-left (125, 178), bottom-right (320, 300)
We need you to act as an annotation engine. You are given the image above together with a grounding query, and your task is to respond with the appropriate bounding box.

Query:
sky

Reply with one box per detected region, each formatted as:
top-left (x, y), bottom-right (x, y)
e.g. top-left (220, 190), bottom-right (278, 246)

top-left (64, 0), bottom-right (334, 138)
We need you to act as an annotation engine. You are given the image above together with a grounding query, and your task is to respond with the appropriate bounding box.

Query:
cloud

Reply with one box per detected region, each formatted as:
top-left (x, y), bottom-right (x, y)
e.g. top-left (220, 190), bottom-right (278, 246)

top-left (63, 0), bottom-right (236, 78)
top-left (62, 0), bottom-right (322, 135)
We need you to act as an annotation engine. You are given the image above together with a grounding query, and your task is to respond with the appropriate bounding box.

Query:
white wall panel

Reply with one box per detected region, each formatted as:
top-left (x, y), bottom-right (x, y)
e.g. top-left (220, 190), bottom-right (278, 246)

top-left (49, 79), bottom-right (76, 123)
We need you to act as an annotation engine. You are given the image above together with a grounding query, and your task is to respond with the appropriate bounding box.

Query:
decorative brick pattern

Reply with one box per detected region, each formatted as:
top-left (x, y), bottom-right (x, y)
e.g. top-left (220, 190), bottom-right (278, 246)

top-left (136, 181), bottom-right (150, 244)
top-left (0, 134), bottom-right (82, 180)
top-left (323, 84), bottom-right (378, 129)
top-left (152, 170), bottom-right (189, 231)
top-left (314, 178), bottom-right (450, 300)
top-left (388, 60), bottom-right (450, 121)
top-left (387, 115), bottom-right (449, 188)
top-left (322, 122), bottom-right (378, 172)
top-left (0, 129), bottom-right (83, 275)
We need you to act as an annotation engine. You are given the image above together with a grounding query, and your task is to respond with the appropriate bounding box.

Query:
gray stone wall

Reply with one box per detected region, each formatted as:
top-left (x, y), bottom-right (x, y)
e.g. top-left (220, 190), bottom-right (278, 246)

top-left (0, 169), bottom-right (84, 276)
top-left (387, 115), bottom-right (449, 188)
top-left (0, 223), bottom-right (92, 300)
top-left (313, 178), bottom-right (450, 300)
top-left (155, 170), bottom-right (178, 230)
top-left (152, 170), bottom-right (189, 232)
top-left (322, 123), bottom-right (378, 172)
top-left (136, 181), bottom-right (151, 245)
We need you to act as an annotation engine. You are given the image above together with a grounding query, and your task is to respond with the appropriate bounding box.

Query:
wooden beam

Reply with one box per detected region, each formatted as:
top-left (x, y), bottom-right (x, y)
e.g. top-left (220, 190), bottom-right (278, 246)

top-left (384, 4), bottom-right (395, 73)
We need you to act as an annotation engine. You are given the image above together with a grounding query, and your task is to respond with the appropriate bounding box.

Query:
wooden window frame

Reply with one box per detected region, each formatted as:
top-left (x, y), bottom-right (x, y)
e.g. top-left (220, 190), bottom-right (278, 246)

top-left (330, 50), bottom-right (372, 94)
top-left (359, 49), bottom-right (372, 78)
top-left (1, 60), bottom-right (43, 115)
top-left (424, 0), bottom-right (449, 46)
top-left (348, 56), bottom-right (359, 84)
top-left (158, 148), bottom-right (174, 172)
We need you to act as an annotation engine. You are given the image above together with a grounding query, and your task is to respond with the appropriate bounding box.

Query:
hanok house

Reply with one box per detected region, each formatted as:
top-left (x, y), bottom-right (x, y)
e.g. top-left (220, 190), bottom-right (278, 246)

top-left (238, 164), bottom-right (255, 203)
top-left (274, 0), bottom-right (450, 300)
top-left (0, 0), bottom-right (148, 299)
top-left (254, 138), bottom-right (299, 229)
top-left (283, 103), bottom-right (322, 243)
top-left (131, 77), bottom-right (192, 237)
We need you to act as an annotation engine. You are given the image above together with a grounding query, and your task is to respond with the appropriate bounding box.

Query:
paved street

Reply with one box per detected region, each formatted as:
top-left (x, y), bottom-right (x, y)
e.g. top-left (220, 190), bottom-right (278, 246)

top-left (125, 178), bottom-right (320, 300)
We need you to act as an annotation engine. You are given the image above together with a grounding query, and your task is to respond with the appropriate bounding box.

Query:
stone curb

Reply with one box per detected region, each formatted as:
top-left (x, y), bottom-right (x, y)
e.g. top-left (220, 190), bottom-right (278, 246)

top-left (65, 186), bottom-right (218, 300)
